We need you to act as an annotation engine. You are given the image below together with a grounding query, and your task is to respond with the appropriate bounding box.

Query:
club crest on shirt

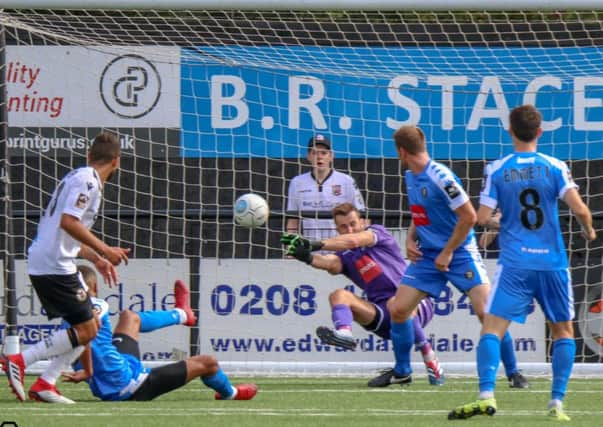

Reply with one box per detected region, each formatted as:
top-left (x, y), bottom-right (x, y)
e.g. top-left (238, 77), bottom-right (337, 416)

top-left (444, 182), bottom-right (461, 199)
top-left (87, 181), bottom-right (94, 190)
top-left (76, 193), bottom-right (89, 209)
top-left (331, 185), bottom-right (342, 196)
top-left (421, 187), bottom-right (428, 198)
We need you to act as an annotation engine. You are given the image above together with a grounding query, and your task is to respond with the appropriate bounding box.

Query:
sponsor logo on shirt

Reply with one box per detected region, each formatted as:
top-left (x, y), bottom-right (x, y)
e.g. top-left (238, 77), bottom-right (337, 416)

top-left (76, 193), bottom-right (89, 209)
top-left (331, 185), bottom-right (342, 196)
top-left (444, 182), bottom-right (461, 199)
top-left (410, 205), bottom-right (430, 226)
top-left (354, 255), bottom-right (382, 283)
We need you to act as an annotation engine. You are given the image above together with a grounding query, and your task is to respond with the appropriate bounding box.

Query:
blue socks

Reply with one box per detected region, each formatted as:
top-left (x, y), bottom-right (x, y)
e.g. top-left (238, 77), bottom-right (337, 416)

top-left (477, 333), bottom-right (501, 393)
top-left (551, 338), bottom-right (575, 401)
top-left (202, 368), bottom-right (235, 398)
top-left (500, 330), bottom-right (518, 377)
top-left (138, 310), bottom-right (181, 332)
top-left (390, 318), bottom-right (414, 377)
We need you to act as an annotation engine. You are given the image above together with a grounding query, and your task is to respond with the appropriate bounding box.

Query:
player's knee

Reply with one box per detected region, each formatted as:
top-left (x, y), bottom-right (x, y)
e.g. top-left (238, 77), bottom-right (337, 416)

top-left (119, 309), bottom-right (140, 327)
top-left (387, 298), bottom-right (411, 321)
top-left (329, 288), bottom-right (352, 305)
top-left (74, 321), bottom-right (99, 345)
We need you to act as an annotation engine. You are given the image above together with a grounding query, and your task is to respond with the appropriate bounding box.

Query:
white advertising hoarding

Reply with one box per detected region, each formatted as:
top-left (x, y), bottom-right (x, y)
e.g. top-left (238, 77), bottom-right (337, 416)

top-left (199, 258), bottom-right (546, 363)
top-left (6, 46), bottom-right (180, 127)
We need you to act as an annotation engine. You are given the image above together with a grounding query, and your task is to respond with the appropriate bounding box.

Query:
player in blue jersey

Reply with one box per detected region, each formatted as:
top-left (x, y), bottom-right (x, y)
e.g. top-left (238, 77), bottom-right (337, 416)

top-left (281, 202), bottom-right (444, 386)
top-left (54, 266), bottom-right (257, 402)
top-left (385, 125), bottom-right (529, 390)
top-left (449, 105), bottom-right (597, 421)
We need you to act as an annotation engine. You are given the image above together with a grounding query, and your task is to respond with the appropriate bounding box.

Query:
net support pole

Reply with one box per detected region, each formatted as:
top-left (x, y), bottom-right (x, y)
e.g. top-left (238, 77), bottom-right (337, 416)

top-left (0, 25), bottom-right (19, 355)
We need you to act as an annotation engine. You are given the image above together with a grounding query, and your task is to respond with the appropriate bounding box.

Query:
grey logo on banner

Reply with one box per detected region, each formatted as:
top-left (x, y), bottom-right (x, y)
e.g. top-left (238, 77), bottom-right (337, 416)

top-left (100, 54), bottom-right (161, 119)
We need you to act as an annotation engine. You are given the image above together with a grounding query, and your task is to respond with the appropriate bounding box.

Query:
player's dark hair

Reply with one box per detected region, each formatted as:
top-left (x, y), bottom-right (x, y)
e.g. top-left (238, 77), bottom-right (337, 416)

top-left (77, 264), bottom-right (96, 287)
top-left (332, 202), bottom-right (359, 219)
top-left (510, 105), bottom-right (542, 143)
top-left (88, 132), bottom-right (121, 164)
top-left (393, 125), bottom-right (426, 154)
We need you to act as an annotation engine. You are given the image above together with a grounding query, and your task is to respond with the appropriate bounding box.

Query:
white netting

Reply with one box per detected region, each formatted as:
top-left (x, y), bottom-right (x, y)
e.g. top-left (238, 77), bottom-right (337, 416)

top-left (0, 8), bottom-right (601, 374)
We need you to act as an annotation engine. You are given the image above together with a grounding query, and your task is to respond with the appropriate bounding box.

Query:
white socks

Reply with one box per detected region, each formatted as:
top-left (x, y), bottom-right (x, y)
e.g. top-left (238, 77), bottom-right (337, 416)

top-left (23, 329), bottom-right (76, 366)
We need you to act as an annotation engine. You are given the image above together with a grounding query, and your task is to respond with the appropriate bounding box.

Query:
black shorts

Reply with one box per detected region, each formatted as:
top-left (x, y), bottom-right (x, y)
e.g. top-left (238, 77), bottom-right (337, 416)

top-left (112, 333), bottom-right (188, 401)
top-left (30, 273), bottom-right (93, 325)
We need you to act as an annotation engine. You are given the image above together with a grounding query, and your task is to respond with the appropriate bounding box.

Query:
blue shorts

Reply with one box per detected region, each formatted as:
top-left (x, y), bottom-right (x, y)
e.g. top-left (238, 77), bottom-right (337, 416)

top-left (487, 265), bottom-right (574, 324)
top-left (401, 247), bottom-right (489, 298)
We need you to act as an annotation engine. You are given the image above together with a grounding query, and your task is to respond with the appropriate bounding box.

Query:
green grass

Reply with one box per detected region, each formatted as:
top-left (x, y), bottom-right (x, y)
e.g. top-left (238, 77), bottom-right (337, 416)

top-left (1, 376), bottom-right (603, 427)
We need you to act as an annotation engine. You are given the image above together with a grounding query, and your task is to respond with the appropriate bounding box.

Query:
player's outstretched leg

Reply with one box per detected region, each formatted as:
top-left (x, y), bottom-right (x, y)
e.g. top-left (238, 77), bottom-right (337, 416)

top-left (215, 384), bottom-right (258, 401)
top-left (448, 398), bottom-right (497, 420)
top-left (174, 279), bottom-right (197, 326)
top-left (367, 368), bottom-right (412, 387)
top-left (1, 353), bottom-right (26, 401)
top-left (316, 326), bottom-right (357, 350)
top-left (28, 377), bottom-right (75, 404)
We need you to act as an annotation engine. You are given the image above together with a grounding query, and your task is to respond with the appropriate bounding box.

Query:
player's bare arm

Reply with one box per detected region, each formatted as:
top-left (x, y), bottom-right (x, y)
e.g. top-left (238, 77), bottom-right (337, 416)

top-left (563, 188), bottom-right (597, 241)
top-left (79, 244), bottom-right (119, 286)
top-left (405, 222), bottom-right (423, 263)
top-left (62, 213), bottom-right (130, 266)
top-left (435, 201), bottom-right (476, 271)
top-left (310, 253), bottom-right (343, 275)
top-left (320, 229), bottom-right (375, 252)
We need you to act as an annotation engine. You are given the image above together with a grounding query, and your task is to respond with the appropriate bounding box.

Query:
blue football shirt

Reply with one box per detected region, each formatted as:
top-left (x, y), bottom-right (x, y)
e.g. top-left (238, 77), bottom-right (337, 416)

top-left (480, 152), bottom-right (577, 270)
top-left (405, 160), bottom-right (475, 250)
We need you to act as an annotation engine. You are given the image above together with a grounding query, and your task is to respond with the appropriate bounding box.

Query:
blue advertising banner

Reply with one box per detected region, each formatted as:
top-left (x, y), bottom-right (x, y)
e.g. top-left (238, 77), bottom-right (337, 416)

top-left (181, 46), bottom-right (603, 159)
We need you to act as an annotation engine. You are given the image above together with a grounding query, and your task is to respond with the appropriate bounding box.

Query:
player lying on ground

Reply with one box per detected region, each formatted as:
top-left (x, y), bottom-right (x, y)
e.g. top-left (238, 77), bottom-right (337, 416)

top-left (29, 266), bottom-right (257, 403)
top-left (282, 202), bottom-right (444, 387)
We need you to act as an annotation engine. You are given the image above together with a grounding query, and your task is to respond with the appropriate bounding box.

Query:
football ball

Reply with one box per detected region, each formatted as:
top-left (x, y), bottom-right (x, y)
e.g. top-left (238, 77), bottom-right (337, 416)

top-left (233, 193), bottom-right (269, 228)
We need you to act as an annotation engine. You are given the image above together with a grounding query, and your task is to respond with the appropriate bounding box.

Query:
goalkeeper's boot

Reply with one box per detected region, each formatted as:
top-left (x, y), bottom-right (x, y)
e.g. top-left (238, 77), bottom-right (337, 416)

top-left (548, 406), bottom-right (571, 421)
top-left (448, 398), bottom-right (497, 420)
top-left (174, 279), bottom-right (197, 327)
top-left (1, 353), bottom-right (26, 402)
top-left (316, 326), bottom-right (357, 351)
top-left (367, 368), bottom-right (412, 388)
top-left (29, 377), bottom-right (75, 404)
top-left (508, 371), bottom-right (529, 388)
top-left (424, 357), bottom-right (445, 386)
top-left (215, 383), bottom-right (258, 400)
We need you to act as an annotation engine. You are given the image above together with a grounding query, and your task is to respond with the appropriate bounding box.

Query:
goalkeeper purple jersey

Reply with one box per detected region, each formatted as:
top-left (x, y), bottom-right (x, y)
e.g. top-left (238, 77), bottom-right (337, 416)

top-left (405, 160), bottom-right (476, 251)
top-left (336, 224), bottom-right (407, 305)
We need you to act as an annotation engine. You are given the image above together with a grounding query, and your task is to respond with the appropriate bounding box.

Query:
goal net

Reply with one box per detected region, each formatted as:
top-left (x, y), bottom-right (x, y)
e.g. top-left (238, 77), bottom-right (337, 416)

top-left (1, 5), bottom-right (602, 377)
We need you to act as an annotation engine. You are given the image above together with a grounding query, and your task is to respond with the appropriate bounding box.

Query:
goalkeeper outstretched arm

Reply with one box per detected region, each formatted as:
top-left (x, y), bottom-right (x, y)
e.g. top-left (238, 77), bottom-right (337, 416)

top-left (281, 229), bottom-right (376, 275)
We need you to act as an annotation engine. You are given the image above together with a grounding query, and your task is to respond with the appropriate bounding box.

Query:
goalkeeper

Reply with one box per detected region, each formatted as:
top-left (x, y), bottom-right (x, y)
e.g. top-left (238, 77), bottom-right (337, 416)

top-left (282, 202), bottom-right (444, 387)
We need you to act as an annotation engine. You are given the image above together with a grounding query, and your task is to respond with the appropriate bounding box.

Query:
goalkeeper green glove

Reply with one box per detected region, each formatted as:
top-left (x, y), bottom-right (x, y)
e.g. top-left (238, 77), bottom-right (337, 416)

top-left (286, 243), bottom-right (314, 265)
top-left (280, 233), bottom-right (324, 252)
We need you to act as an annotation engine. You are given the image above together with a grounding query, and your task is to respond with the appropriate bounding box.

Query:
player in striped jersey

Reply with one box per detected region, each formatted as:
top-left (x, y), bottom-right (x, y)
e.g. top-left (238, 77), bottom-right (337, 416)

top-left (450, 105), bottom-right (596, 421)
top-left (386, 125), bottom-right (528, 392)
top-left (282, 203), bottom-right (444, 386)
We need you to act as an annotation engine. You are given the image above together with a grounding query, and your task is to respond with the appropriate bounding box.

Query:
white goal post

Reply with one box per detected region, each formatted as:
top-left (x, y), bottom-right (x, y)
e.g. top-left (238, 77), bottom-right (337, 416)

top-left (1, 1), bottom-right (602, 379)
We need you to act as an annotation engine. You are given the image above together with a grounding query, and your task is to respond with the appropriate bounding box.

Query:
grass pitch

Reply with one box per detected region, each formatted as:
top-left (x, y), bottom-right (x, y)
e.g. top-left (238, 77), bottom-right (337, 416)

top-left (1, 376), bottom-right (602, 427)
